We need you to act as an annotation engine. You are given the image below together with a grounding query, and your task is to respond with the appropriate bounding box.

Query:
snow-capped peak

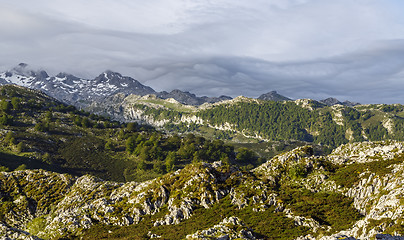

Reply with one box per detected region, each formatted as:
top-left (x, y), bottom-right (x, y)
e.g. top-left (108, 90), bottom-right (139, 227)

top-left (0, 64), bottom-right (156, 104)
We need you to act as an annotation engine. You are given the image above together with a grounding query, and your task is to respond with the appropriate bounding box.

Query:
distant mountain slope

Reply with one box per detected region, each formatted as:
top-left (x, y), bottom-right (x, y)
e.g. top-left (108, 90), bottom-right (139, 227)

top-left (320, 97), bottom-right (360, 107)
top-left (258, 90), bottom-right (291, 101)
top-left (157, 89), bottom-right (232, 105)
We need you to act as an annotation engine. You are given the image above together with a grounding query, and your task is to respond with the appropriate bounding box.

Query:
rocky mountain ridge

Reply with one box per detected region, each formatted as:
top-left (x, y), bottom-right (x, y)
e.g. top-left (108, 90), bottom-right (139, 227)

top-left (2, 141), bottom-right (404, 239)
top-left (1, 64), bottom-right (359, 109)
top-left (0, 64), bottom-right (233, 107)
top-left (320, 97), bottom-right (360, 107)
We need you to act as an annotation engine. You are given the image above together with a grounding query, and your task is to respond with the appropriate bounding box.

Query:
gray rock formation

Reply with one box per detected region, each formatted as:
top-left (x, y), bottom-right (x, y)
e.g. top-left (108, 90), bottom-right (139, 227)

top-left (157, 89), bottom-right (232, 105)
top-left (186, 217), bottom-right (259, 239)
top-left (320, 97), bottom-right (360, 107)
top-left (257, 91), bottom-right (291, 101)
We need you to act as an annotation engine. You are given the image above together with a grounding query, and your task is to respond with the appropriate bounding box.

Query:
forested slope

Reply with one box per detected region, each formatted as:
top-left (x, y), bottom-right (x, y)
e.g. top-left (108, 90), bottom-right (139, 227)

top-left (110, 95), bottom-right (404, 148)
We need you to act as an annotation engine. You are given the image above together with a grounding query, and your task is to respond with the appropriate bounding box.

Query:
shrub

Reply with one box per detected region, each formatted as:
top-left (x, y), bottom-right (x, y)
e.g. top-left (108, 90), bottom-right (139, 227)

top-left (165, 152), bottom-right (177, 172)
top-left (16, 142), bottom-right (24, 153)
top-left (42, 153), bottom-right (52, 164)
top-left (34, 122), bottom-right (49, 132)
top-left (127, 122), bottom-right (137, 132)
top-left (137, 160), bottom-right (147, 171)
top-left (0, 166), bottom-right (9, 172)
top-left (126, 137), bottom-right (136, 153)
top-left (279, 187), bottom-right (362, 231)
top-left (81, 117), bottom-right (91, 128)
top-left (105, 140), bottom-right (114, 151)
top-left (4, 131), bottom-right (13, 144)
top-left (15, 164), bottom-right (27, 171)
top-left (236, 148), bottom-right (257, 163)
top-left (0, 100), bottom-right (11, 112)
top-left (288, 164), bottom-right (307, 179)
top-left (0, 114), bottom-right (13, 126)
top-left (11, 97), bottom-right (21, 110)
top-left (26, 216), bottom-right (47, 235)
top-left (45, 111), bottom-right (53, 121)
top-left (153, 161), bottom-right (165, 174)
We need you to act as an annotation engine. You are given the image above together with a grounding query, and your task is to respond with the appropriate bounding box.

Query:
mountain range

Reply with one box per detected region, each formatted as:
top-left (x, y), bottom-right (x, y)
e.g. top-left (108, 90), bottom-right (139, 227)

top-left (0, 63), bottom-right (358, 108)
top-left (0, 63), bottom-right (230, 106)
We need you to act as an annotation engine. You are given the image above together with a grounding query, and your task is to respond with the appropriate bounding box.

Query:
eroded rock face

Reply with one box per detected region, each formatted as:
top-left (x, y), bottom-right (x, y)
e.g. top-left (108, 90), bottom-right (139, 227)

top-left (186, 217), bottom-right (258, 240)
top-left (329, 141), bottom-right (404, 164)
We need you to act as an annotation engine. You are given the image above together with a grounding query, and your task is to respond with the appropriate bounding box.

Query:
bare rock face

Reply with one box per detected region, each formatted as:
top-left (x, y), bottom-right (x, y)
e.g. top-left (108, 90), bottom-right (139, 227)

top-left (186, 216), bottom-right (258, 240)
top-left (329, 141), bottom-right (404, 164)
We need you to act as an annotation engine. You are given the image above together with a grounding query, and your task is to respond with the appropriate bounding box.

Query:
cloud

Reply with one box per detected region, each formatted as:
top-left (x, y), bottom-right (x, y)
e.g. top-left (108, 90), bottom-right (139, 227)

top-left (127, 41), bottom-right (404, 104)
top-left (0, 0), bottom-right (404, 103)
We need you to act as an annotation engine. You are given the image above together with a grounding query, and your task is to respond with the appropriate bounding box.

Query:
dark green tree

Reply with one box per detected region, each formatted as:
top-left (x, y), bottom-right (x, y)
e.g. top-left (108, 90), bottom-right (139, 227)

top-left (105, 140), bottom-right (114, 151)
top-left (0, 114), bottom-right (13, 126)
top-left (11, 97), bottom-right (21, 110)
top-left (34, 122), bottom-right (49, 132)
top-left (165, 151), bottom-right (177, 172)
top-left (16, 142), bottom-right (24, 153)
top-left (45, 111), bottom-right (53, 121)
top-left (127, 122), bottom-right (138, 132)
top-left (126, 136), bottom-right (136, 153)
top-left (4, 131), bottom-right (13, 143)
top-left (74, 116), bottom-right (82, 126)
top-left (0, 100), bottom-right (11, 112)
top-left (81, 117), bottom-right (91, 128)
top-left (42, 153), bottom-right (52, 164)
top-left (236, 147), bottom-right (257, 163)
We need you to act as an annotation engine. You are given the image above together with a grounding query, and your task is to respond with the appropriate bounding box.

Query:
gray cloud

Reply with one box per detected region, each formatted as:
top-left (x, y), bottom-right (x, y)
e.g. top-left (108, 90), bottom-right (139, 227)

top-left (1, 1), bottom-right (404, 103)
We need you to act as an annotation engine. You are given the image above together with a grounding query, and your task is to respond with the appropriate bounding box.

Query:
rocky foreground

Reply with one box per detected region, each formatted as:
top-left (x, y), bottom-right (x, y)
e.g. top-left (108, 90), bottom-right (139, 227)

top-left (2, 141), bottom-right (404, 239)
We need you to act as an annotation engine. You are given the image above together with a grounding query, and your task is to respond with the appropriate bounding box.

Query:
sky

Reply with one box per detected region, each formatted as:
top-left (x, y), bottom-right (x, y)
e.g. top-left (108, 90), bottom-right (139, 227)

top-left (1, 0), bottom-right (404, 103)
